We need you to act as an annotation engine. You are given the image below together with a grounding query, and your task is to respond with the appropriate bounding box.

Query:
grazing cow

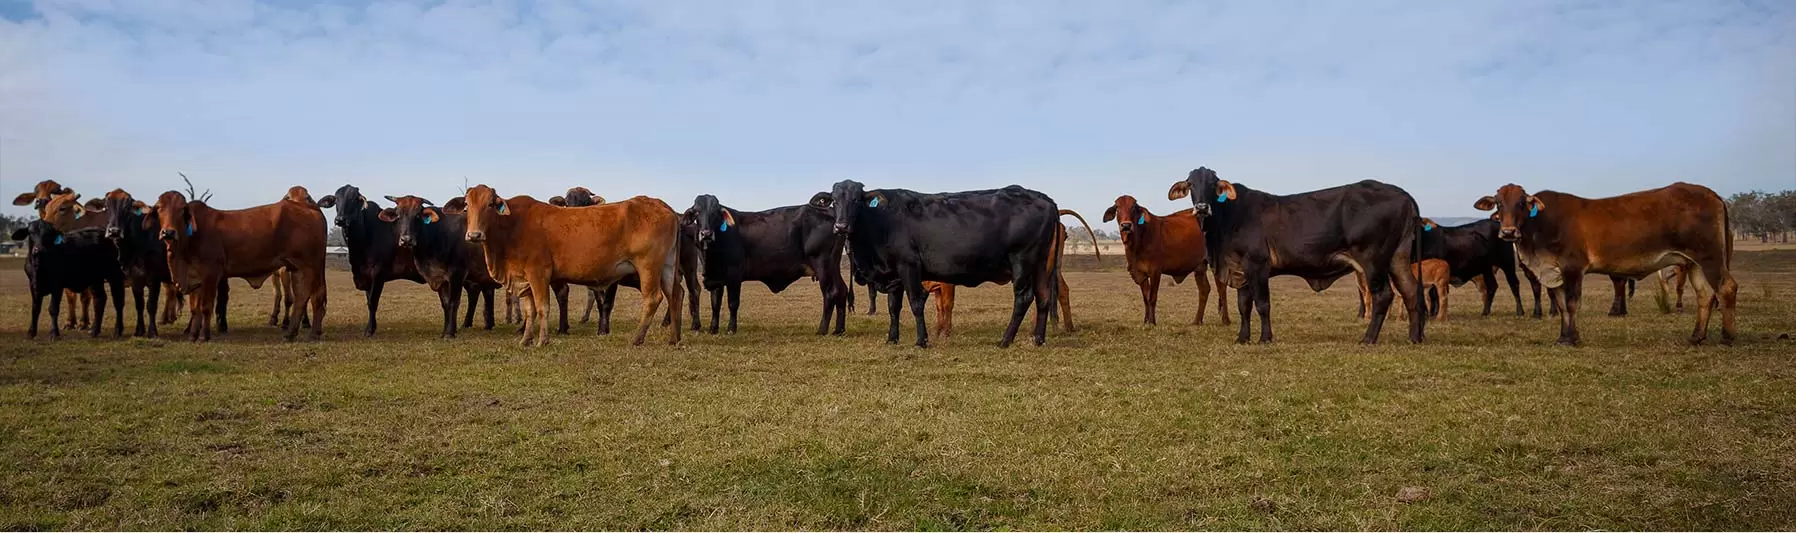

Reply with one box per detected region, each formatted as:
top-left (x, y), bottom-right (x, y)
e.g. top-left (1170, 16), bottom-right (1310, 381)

top-left (145, 190), bottom-right (329, 342)
top-left (461, 185), bottom-right (684, 347)
top-left (11, 221), bottom-right (125, 339)
top-left (318, 185), bottom-right (424, 336)
top-left (918, 211), bottom-right (1101, 338)
top-left (1474, 182), bottom-right (1736, 345)
top-left (1103, 195), bottom-right (1230, 326)
top-left (683, 192), bottom-right (849, 335)
top-left (549, 187), bottom-right (701, 335)
top-left (831, 180), bottom-right (1062, 348)
top-left (381, 195), bottom-right (501, 337)
top-left (1168, 167), bottom-right (1425, 344)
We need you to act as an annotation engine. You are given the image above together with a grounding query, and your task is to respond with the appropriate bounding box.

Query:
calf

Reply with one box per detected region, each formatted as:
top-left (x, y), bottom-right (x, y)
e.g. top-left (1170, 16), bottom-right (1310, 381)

top-left (11, 221), bottom-right (124, 339)
top-left (550, 187), bottom-right (701, 335)
top-left (382, 195), bottom-right (501, 337)
top-left (1413, 217), bottom-right (1544, 317)
top-left (1103, 195), bottom-right (1229, 326)
top-left (145, 191), bottom-right (328, 342)
top-left (919, 211), bottom-right (1100, 338)
top-left (318, 184), bottom-right (424, 336)
top-left (684, 192), bottom-right (849, 335)
top-left (1474, 182), bottom-right (1736, 345)
top-left (831, 180), bottom-right (1062, 348)
top-left (461, 185), bottom-right (683, 347)
top-left (1169, 167), bottom-right (1426, 344)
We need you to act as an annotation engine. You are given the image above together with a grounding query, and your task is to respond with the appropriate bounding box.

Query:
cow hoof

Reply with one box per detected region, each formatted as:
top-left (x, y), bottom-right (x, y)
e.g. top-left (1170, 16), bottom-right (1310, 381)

top-left (1720, 335), bottom-right (1734, 346)
top-left (707, 328), bottom-right (718, 335)
top-left (1687, 336), bottom-right (1705, 346)
top-left (1609, 310), bottom-right (1626, 317)
top-left (1555, 337), bottom-right (1579, 346)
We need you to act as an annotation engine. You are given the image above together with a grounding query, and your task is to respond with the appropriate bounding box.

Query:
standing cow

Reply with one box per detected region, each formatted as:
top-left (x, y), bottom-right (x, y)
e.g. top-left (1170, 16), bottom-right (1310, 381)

top-left (1103, 195), bottom-right (1229, 326)
top-left (1474, 182), bottom-right (1736, 345)
top-left (1168, 167), bottom-right (1426, 344)
top-left (831, 180), bottom-right (1062, 348)
top-left (145, 191), bottom-right (328, 342)
top-left (550, 187), bottom-right (702, 336)
top-left (11, 220), bottom-right (125, 339)
top-left (319, 185), bottom-right (425, 337)
top-left (382, 195), bottom-right (501, 338)
top-left (684, 192), bottom-right (850, 335)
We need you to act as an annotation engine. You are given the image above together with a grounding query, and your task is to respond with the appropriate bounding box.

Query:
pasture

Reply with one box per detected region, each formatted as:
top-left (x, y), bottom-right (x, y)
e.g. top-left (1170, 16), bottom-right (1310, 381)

top-left (2, 250), bottom-right (1793, 530)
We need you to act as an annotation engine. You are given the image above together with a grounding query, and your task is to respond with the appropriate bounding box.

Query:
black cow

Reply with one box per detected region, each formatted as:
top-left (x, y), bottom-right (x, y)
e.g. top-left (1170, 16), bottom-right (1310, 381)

top-left (1169, 167), bottom-right (1425, 344)
top-left (684, 192), bottom-right (849, 335)
top-left (101, 190), bottom-right (177, 337)
top-left (831, 180), bottom-right (1062, 348)
top-left (12, 221), bottom-right (125, 339)
top-left (545, 187), bottom-right (702, 335)
top-left (318, 184), bottom-right (424, 336)
top-left (1416, 218), bottom-right (1544, 317)
top-left (381, 195), bottom-right (498, 338)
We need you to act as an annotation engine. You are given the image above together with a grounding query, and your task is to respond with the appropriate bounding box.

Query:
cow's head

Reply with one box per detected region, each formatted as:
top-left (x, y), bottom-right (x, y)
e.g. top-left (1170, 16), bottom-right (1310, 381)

top-left (830, 180), bottom-right (880, 235)
top-left (380, 195), bottom-right (439, 248)
top-left (285, 185), bottom-right (317, 208)
top-left (13, 180), bottom-right (67, 213)
top-left (1167, 167), bottom-right (1234, 219)
top-left (442, 196), bottom-right (468, 215)
top-left (1474, 183), bottom-right (1543, 242)
top-left (100, 189), bottom-right (146, 241)
top-left (463, 184), bottom-right (509, 242)
top-left (11, 219), bottom-right (64, 257)
top-left (39, 192), bottom-right (99, 232)
top-left (1103, 195), bottom-right (1150, 241)
top-left (684, 194), bottom-right (734, 249)
top-left (316, 184), bottom-right (371, 228)
top-left (146, 190), bottom-right (194, 243)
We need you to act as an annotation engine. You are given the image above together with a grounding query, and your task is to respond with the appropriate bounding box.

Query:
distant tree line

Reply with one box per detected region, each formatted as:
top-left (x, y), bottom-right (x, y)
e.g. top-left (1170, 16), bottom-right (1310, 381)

top-left (1728, 190), bottom-right (1796, 243)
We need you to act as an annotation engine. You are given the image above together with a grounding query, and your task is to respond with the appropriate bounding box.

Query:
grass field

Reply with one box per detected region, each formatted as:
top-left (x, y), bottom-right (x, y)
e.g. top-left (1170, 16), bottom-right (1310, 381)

top-left (2, 251), bottom-right (1794, 530)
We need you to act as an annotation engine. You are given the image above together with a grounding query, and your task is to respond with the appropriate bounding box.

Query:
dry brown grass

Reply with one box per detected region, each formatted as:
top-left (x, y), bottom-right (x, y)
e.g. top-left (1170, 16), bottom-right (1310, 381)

top-left (2, 252), bottom-right (1794, 530)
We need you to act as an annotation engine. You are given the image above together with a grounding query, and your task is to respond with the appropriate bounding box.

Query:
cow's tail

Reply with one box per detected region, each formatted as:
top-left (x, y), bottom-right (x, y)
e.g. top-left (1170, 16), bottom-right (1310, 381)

top-left (1058, 209), bottom-right (1100, 260)
top-left (1722, 196), bottom-right (1734, 271)
top-left (1046, 207), bottom-right (1065, 325)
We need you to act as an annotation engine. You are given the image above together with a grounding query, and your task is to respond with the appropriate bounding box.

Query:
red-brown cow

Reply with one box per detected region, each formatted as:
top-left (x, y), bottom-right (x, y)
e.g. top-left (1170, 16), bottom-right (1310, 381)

top-left (144, 191), bottom-right (329, 342)
top-left (1475, 182), bottom-right (1736, 345)
top-left (462, 185), bottom-right (683, 347)
top-left (1102, 195), bottom-right (1229, 326)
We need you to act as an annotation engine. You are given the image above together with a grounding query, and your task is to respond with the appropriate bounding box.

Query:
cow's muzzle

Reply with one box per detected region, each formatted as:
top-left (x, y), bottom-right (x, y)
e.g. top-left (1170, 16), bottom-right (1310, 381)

top-left (104, 227), bottom-right (121, 239)
top-left (465, 231), bottom-right (485, 242)
top-left (398, 235), bottom-right (415, 248)
top-left (833, 223), bottom-right (850, 235)
top-left (1498, 227), bottom-right (1520, 242)
top-left (159, 229), bottom-right (176, 241)
top-left (334, 217), bottom-right (346, 227)
top-left (1193, 204), bottom-right (1212, 217)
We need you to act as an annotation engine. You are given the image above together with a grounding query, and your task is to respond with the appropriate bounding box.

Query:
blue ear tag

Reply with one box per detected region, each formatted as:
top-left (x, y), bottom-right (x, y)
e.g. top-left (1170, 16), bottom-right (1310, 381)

top-left (719, 221), bottom-right (729, 232)
top-left (868, 198), bottom-right (879, 208)
top-left (186, 222), bottom-right (195, 235)
top-left (1528, 205), bottom-right (1539, 218)
top-left (1216, 193), bottom-right (1228, 203)
top-left (1423, 222), bottom-right (1434, 231)
top-left (53, 235), bottom-right (63, 245)
top-left (1137, 215), bottom-right (1146, 225)
top-left (498, 204), bottom-right (508, 215)
top-left (423, 217), bottom-right (433, 225)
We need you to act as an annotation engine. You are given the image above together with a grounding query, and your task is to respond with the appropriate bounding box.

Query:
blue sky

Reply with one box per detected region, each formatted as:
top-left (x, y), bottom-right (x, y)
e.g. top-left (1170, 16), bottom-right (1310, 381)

top-left (2, 0), bottom-right (1792, 221)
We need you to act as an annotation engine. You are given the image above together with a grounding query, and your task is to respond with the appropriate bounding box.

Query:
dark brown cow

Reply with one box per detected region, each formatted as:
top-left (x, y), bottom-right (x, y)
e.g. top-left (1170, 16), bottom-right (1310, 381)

top-left (1475, 182), bottom-right (1736, 345)
top-left (1102, 195), bottom-right (1229, 326)
top-left (919, 211), bottom-right (1099, 338)
top-left (144, 191), bottom-right (329, 342)
top-left (462, 185), bottom-right (683, 347)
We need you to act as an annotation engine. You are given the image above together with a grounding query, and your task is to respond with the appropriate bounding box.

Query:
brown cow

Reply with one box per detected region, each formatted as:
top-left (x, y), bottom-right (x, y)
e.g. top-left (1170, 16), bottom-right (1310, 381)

top-left (462, 185), bottom-right (683, 347)
top-left (1475, 182), bottom-right (1736, 345)
top-left (916, 211), bottom-right (1099, 339)
top-left (1102, 195), bottom-right (1229, 326)
top-left (144, 191), bottom-right (328, 341)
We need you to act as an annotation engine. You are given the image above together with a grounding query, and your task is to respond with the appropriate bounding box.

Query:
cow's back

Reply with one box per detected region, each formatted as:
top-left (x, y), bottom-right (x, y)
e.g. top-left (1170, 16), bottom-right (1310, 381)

top-left (531, 196), bottom-right (679, 278)
top-left (206, 201), bottom-right (326, 276)
top-left (1540, 182), bottom-right (1729, 276)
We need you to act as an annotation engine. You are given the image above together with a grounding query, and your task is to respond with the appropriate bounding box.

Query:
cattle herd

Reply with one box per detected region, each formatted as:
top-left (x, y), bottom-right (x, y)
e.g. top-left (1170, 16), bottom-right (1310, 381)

top-left (9, 168), bottom-right (1740, 349)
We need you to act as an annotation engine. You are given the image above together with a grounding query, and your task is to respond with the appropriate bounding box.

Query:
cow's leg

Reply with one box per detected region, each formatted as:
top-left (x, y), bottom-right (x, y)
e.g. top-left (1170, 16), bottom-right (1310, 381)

top-left (214, 280), bottom-right (230, 334)
top-left (87, 284), bottom-right (105, 337)
top-left (108, 279), bottom-right (124, 338)
top-left (1233, 276), bottom-right (1254, 344)
top-left (903, 269), bottom-right (932, 348)
top-left (1138, 275), bottom-right (1155, 325)
top-left (726, 282), bottom-right (742, 334)
top-left (304, 268), bottom-right (327, 341)
top-left (885, 287), bottom-right (903, 344)
top-left (28, 290), bottom-right (44, 339)
top-left (599, 285), bottom-right (619, 335)
top-left (1674, 267), bottom-right (1688, 312)
top-left (1500, 267), bottom-right (1522, 317)
top-left (1686, 263), bottom-right (1731, 345)
top-left (685, 268), bottom-right (701, 332)
top-left (48, 289), bottom-right (64, 340)
top-left (1251, 272), bottom-right (1274, 344)
top-left (1608, 276), bottom-right (1629, 316)
top-left (1437, 282), bottom-right (1450, 321)
top-left (581, 287), bottom-right (596, 324)
top-left (663, 259), bottom-right (684, 345)
top-left (554, 282), bottom-right (571, 335)
top-left (461, 286), bottom-right (477, 328)
top-left (444, 280), bottom-right (464, 339)
top-left (268, 272), bottom-right (284, 326)
top-left (518, 285), bottom-right (541, 347)
top-left (830, 277), bottom-right (848, 336)
top-left (61, 289), bottom-right (76, 330)
top-left (816, 280), bottom-right (834, 336)
top-left (1194, 269), bottom-right (1210, 326)
top-left (1359, 265), bottom-right (1395, 344)
top-left (364, 280), bottom-right (384, 336)
top-left (145, 280), bottom-right (160, 338)
top-left (1521, 268), bottom-right (1545, 318)
top-left (708, 287), bottom-right (724, 335)
top-left (159, 283), bottom-right (178, 325)
top-left (1478, 270), bottom-right (1496, 316)
top-left (130, 282), bottom-right (147, 337)
top-left (1215, 265), bottom-right (1231, 326)
top-left (1032, 267), bottom-right (1053, 346)
top-left (629, 266), bottom-right (668, 347)
top-left (1716, 266), bottom-right (1738, 346)
top-left (1555, 273), bottom-right (1583, 345)
top-left (1057, 275), bottom-right (1074, 333)
top-left (482, 286), bottom-right (496, 330)
top-left (867, 285), bottom-right (881, 316)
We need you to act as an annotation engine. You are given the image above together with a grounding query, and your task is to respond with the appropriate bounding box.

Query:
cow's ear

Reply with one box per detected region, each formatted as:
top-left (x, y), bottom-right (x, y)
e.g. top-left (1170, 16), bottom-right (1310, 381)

top-left (1421, 218), bottom-right (1437, 231)
top-left (808, 192), bottom-right (832, 208)
top-left (863, 192), bottom-right (885, 208)
top-left (1526, 195), bottom-right (1545, 217)
top-left (549, 196), bottom-right (567, 207)
top-left (384, 195), bottom-right (401, 203)
top-left (421, 208), bottom-right (441, 225)
top-left (721, 210), bottom-right (736, 228)
top-left (1216, 181), bottom-right (1238, 202)
top-left (378, 208), bottom-right (399, 222)
top-left (140, 206), bottom-right (159, 229)
top-left (318, 195), bottom-right (337, 208)
top-left (11, 193), bottom-right (35, 206)
top-left (590, 195), bottom-right (606, 205)
top-left (133, 201), bottom-right (149, 216)
top-left (1167, 181), bottom-right (1191, 201)
top-left (1473, 196), bottom-right (1497, 211)
top-left (495, 198), bottom-right (510, 215)
top-left (10, 228), bottom-right (26, 241)
top-left (1102, 205), bottom-right (1118, 223)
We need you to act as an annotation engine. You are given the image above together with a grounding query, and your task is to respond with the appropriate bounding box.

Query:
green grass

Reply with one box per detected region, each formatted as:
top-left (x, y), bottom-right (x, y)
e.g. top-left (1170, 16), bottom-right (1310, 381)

top-left (2, 252), bottom-right (1794, 530)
